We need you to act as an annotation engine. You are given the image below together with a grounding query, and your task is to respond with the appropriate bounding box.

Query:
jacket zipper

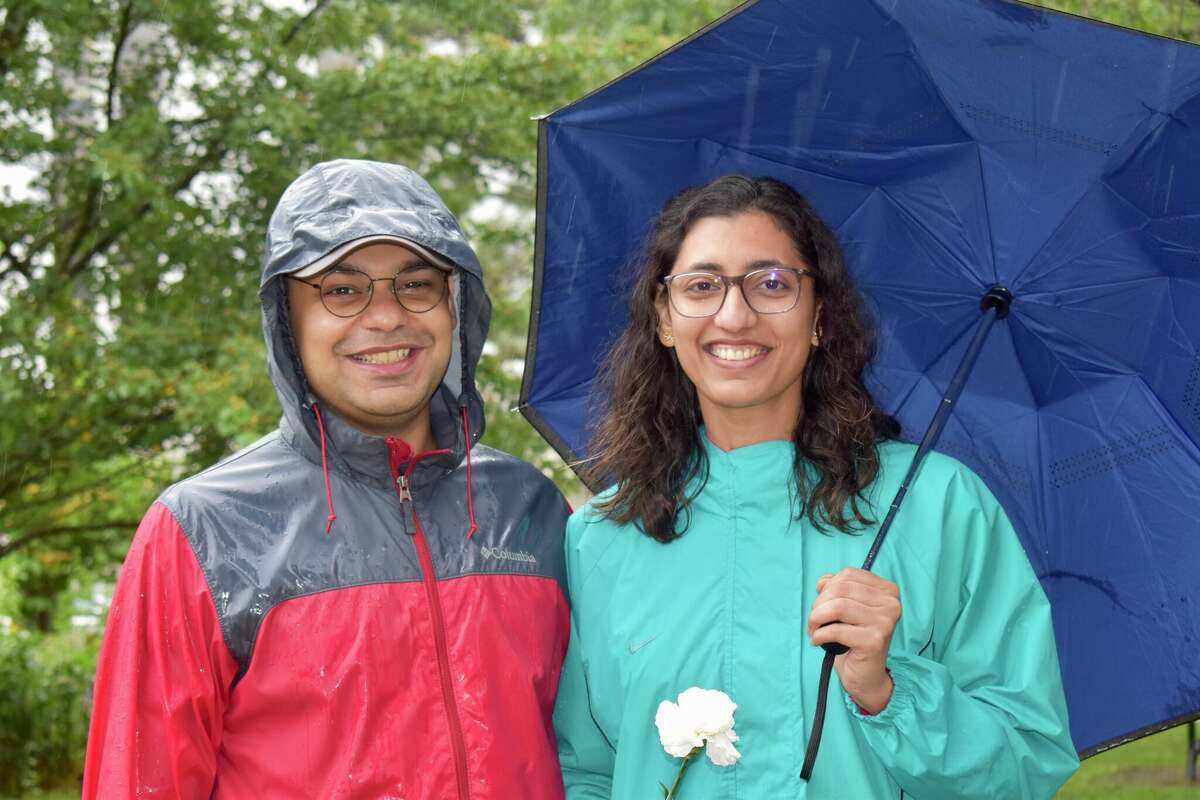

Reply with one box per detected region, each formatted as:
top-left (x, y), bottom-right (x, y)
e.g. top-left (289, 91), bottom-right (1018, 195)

top-left (395, 463), bottom-right (470, 800)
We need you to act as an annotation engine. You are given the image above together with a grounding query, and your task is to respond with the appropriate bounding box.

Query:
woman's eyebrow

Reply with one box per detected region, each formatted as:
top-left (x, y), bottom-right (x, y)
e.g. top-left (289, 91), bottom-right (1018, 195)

top-left (681, 261), bottom-right (725, 273)
top-left (681, 260), bottom-right (790, 273)
top-left (746, 259), bottom-right (790, 271)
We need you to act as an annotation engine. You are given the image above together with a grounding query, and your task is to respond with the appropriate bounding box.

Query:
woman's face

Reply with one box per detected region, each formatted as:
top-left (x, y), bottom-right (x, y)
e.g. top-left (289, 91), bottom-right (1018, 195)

top-left (656, 210), bottom-right (820, 428)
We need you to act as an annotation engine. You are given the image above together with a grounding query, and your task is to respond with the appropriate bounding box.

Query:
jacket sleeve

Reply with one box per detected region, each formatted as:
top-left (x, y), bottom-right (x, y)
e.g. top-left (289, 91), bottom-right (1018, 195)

top-left (553, 513), bottom-right (616, 798)
top-left (83, 502), bottom-right (239, 800)
top-left (846, 466), bottom-right (1080, 799)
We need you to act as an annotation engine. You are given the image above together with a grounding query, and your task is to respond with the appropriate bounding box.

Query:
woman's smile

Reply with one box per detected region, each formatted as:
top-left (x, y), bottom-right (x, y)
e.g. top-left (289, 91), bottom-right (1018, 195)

top-left (704, 341), bottom-right (771, 367)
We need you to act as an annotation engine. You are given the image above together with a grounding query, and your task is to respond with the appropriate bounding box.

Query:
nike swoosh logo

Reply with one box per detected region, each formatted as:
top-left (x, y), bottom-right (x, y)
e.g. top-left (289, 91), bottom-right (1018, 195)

top-left (628, 634), bottom-right (661, 654)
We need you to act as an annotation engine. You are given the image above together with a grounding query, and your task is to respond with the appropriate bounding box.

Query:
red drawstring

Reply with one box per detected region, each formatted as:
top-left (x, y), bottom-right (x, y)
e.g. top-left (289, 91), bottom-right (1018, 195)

top-left (312, 403), bottom-right (337, 535)
top-left (461, 406), bottom-right (478, 540)
top-left (309, 401), bottom-right (470, 540)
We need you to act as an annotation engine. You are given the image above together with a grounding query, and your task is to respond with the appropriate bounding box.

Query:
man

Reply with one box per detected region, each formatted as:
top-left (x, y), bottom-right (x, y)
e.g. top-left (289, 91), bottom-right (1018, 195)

top-left (83, 160), bottom-right (571, 798)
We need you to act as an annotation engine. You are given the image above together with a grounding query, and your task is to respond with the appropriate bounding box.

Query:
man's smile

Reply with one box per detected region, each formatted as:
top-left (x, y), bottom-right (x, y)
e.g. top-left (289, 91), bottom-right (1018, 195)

top-left (350, 346), bottom-right (413, 364)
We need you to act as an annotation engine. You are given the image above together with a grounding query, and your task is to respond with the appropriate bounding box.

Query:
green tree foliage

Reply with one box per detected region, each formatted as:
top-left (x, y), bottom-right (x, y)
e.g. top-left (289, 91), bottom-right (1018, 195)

top-left (1039, 0), bottom-right (1199, 38)
top-left (0, 631), bottom-right (92, 796)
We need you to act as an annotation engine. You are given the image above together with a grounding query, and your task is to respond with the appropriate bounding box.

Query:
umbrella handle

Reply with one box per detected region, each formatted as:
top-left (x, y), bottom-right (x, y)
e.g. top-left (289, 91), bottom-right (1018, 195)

top-left (821, 638), bottom-right (849, 656)
top-left (802, 287), bottom-right (1012, 779)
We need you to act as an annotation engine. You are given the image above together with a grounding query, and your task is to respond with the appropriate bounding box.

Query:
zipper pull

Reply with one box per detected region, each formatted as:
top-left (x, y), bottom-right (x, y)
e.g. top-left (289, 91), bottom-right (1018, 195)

top-left (396, 473), bottom-right (415, 536)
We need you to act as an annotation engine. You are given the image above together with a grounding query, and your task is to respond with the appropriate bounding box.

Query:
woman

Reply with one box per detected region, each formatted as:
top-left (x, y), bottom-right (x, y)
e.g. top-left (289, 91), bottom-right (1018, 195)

top-left (552, 175), bottom-right (1079, 798)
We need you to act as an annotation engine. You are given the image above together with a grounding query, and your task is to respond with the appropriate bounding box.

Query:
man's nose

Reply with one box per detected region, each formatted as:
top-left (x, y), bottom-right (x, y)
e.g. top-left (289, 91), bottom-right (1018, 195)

top-left (359, 280), bottom-right (410, 328)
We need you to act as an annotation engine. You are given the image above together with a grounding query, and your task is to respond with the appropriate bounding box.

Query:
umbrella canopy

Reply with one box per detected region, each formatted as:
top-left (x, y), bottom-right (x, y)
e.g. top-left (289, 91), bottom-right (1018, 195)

top-left (520, 0), bottom-right (1200, 756)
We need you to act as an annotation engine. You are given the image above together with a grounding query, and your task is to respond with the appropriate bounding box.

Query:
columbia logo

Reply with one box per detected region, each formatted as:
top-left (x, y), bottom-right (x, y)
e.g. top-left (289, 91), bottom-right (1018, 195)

top-left (480, 546), bottom-right (537, 564)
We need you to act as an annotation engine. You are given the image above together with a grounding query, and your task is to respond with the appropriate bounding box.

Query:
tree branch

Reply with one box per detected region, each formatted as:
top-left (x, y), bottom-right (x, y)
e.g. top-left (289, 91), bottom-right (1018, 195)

top-left (282, 0), bottom-right (334, 45)
top-left (65, 153), bottom-right (220, 276)
top-left (106, 0), bottom-right (136, 127)
top-left (0, 235), bottom-right (32, 280)
top-left (0, 407), bottom-right (176, 497)
top-left (54, 0), bottom-right (134, 273)
top-left (21, 214), bottom-right (77, 274)
top-left (0, 454), bottom-right (162, 515)
top-left (0, 2), bottom-right (33, 79)
top-left (0, 521), bottom-right (140, 559)
top-left (59, 180), bottom-right (102, 273)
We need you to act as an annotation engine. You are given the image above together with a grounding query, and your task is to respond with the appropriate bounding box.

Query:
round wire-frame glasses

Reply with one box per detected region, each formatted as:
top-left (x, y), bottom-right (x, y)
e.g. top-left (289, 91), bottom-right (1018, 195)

top-left (288, 266), bottom-right (450, 318)
top-left (661, 266), bottom-right (816, 318)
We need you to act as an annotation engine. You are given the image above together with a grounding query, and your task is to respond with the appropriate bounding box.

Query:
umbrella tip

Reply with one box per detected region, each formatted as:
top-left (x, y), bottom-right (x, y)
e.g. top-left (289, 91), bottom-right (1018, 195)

top-left (981, 287), bottom-right (1014, 319)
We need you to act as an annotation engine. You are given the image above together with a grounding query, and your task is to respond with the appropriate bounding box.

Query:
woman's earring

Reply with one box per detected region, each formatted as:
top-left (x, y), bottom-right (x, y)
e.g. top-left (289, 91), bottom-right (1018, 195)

top-left (811, 329), bottom-right (821, 348)
top-left (662, 331), bottom-right (675, 346)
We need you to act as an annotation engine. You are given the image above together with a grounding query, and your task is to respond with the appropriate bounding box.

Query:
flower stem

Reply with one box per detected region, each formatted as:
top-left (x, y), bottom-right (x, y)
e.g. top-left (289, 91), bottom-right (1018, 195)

top-left (663, 746), bottom-right (702, 799)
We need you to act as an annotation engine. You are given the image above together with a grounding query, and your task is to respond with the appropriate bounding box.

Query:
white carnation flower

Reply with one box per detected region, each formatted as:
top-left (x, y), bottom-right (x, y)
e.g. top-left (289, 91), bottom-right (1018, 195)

top-left (655, 687), bottom-right (742, 767)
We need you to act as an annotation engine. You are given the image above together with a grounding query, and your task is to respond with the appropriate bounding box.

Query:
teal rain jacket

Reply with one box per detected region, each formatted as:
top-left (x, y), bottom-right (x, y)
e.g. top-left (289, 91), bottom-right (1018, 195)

top-left (554, 434), bottom-right (1079, 799)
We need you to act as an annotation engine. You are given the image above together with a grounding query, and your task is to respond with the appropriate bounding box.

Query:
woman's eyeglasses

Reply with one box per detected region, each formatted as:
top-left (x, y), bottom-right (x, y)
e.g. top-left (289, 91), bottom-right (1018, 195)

top-left (661, 266), bottom-right (815, 318)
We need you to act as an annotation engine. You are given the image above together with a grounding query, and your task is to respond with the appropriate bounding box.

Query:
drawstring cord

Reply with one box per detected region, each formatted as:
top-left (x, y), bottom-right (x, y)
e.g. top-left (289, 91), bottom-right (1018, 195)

top-left (312, 403), bottom-right (337, 534)
top-left (461, 405), bottom-right (478, 540)
top-left (456, 277), bottom-right (478, 540)
top-left (308, 399), bottom-right (472, 541)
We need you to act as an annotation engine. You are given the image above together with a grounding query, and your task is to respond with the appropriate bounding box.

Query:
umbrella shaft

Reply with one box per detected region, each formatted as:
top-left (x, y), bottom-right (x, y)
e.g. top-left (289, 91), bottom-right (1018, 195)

top-left (862, 305), bottom-right (1001, 571)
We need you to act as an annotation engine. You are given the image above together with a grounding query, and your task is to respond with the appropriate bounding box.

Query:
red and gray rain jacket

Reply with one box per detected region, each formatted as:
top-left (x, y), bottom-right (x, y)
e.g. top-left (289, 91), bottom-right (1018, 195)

top-left (83, 160), bottom-right (572, 799)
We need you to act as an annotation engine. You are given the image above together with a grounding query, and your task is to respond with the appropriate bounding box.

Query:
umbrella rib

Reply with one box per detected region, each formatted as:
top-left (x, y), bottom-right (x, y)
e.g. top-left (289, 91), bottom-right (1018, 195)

top-left (856, 282), bottom-right (975, 301)
top-left (930, 142), bottom-right (997, 284)
top-left (908, 310), bottom-right (979, 377)
top-left (708, 137), bottom-right (879, 191)
top-left (877, 186), bottom-right (986, 290)
top-left (1016, 187), bottom-right (1154, 289)
top-left (1006, 122), bottom-right (1162, 290)
top-left (973, 141), bottom-right (1000, 287)
top-left (871, 0), bottom-right (979, 155)
top-left (1019, 276), bottom-right (1166, 307)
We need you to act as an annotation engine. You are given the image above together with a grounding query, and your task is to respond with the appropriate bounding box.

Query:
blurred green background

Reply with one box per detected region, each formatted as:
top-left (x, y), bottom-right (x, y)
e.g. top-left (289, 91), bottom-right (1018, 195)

top-left (1, 0), bottom-right (1197, 795)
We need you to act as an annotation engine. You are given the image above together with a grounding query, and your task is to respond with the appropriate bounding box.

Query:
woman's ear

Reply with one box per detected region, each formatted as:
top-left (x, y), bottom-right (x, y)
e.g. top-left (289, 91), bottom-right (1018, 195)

top-left (811, 302), bottom-right (823, 348)
top-left (656, 292), bottom-right (675, 347)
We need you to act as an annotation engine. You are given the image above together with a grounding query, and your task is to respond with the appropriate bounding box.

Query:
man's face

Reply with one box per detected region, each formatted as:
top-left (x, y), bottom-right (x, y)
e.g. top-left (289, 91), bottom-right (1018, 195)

top-left (287, 242), bottom-right (455, 440)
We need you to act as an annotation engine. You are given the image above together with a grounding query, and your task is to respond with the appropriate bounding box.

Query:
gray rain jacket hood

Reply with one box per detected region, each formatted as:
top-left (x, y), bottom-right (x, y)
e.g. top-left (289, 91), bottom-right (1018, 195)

top-left (260, 159), bottom-right (490, 489)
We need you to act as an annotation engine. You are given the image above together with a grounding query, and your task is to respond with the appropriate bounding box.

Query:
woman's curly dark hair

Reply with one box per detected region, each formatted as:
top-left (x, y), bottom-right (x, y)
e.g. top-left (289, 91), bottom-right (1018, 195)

top-left (586, 175), bottom-right (899, 542)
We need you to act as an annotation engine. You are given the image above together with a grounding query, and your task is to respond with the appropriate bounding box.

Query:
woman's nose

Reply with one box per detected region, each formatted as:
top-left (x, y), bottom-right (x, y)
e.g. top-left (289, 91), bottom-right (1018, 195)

top-left (712, 282), bottom-right (756, 330)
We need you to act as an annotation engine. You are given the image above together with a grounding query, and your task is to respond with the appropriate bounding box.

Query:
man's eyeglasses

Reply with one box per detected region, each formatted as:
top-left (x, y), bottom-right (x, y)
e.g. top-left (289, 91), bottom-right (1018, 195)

top-left (661, 266), bottom-right (815, 318)
top-left (289, 266), bottom-right (449, 318)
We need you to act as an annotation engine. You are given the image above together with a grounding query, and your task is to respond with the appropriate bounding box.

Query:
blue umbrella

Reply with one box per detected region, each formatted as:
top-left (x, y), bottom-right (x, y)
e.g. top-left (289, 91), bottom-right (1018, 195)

top-left (520, 0), bottom-right (1200, 759)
